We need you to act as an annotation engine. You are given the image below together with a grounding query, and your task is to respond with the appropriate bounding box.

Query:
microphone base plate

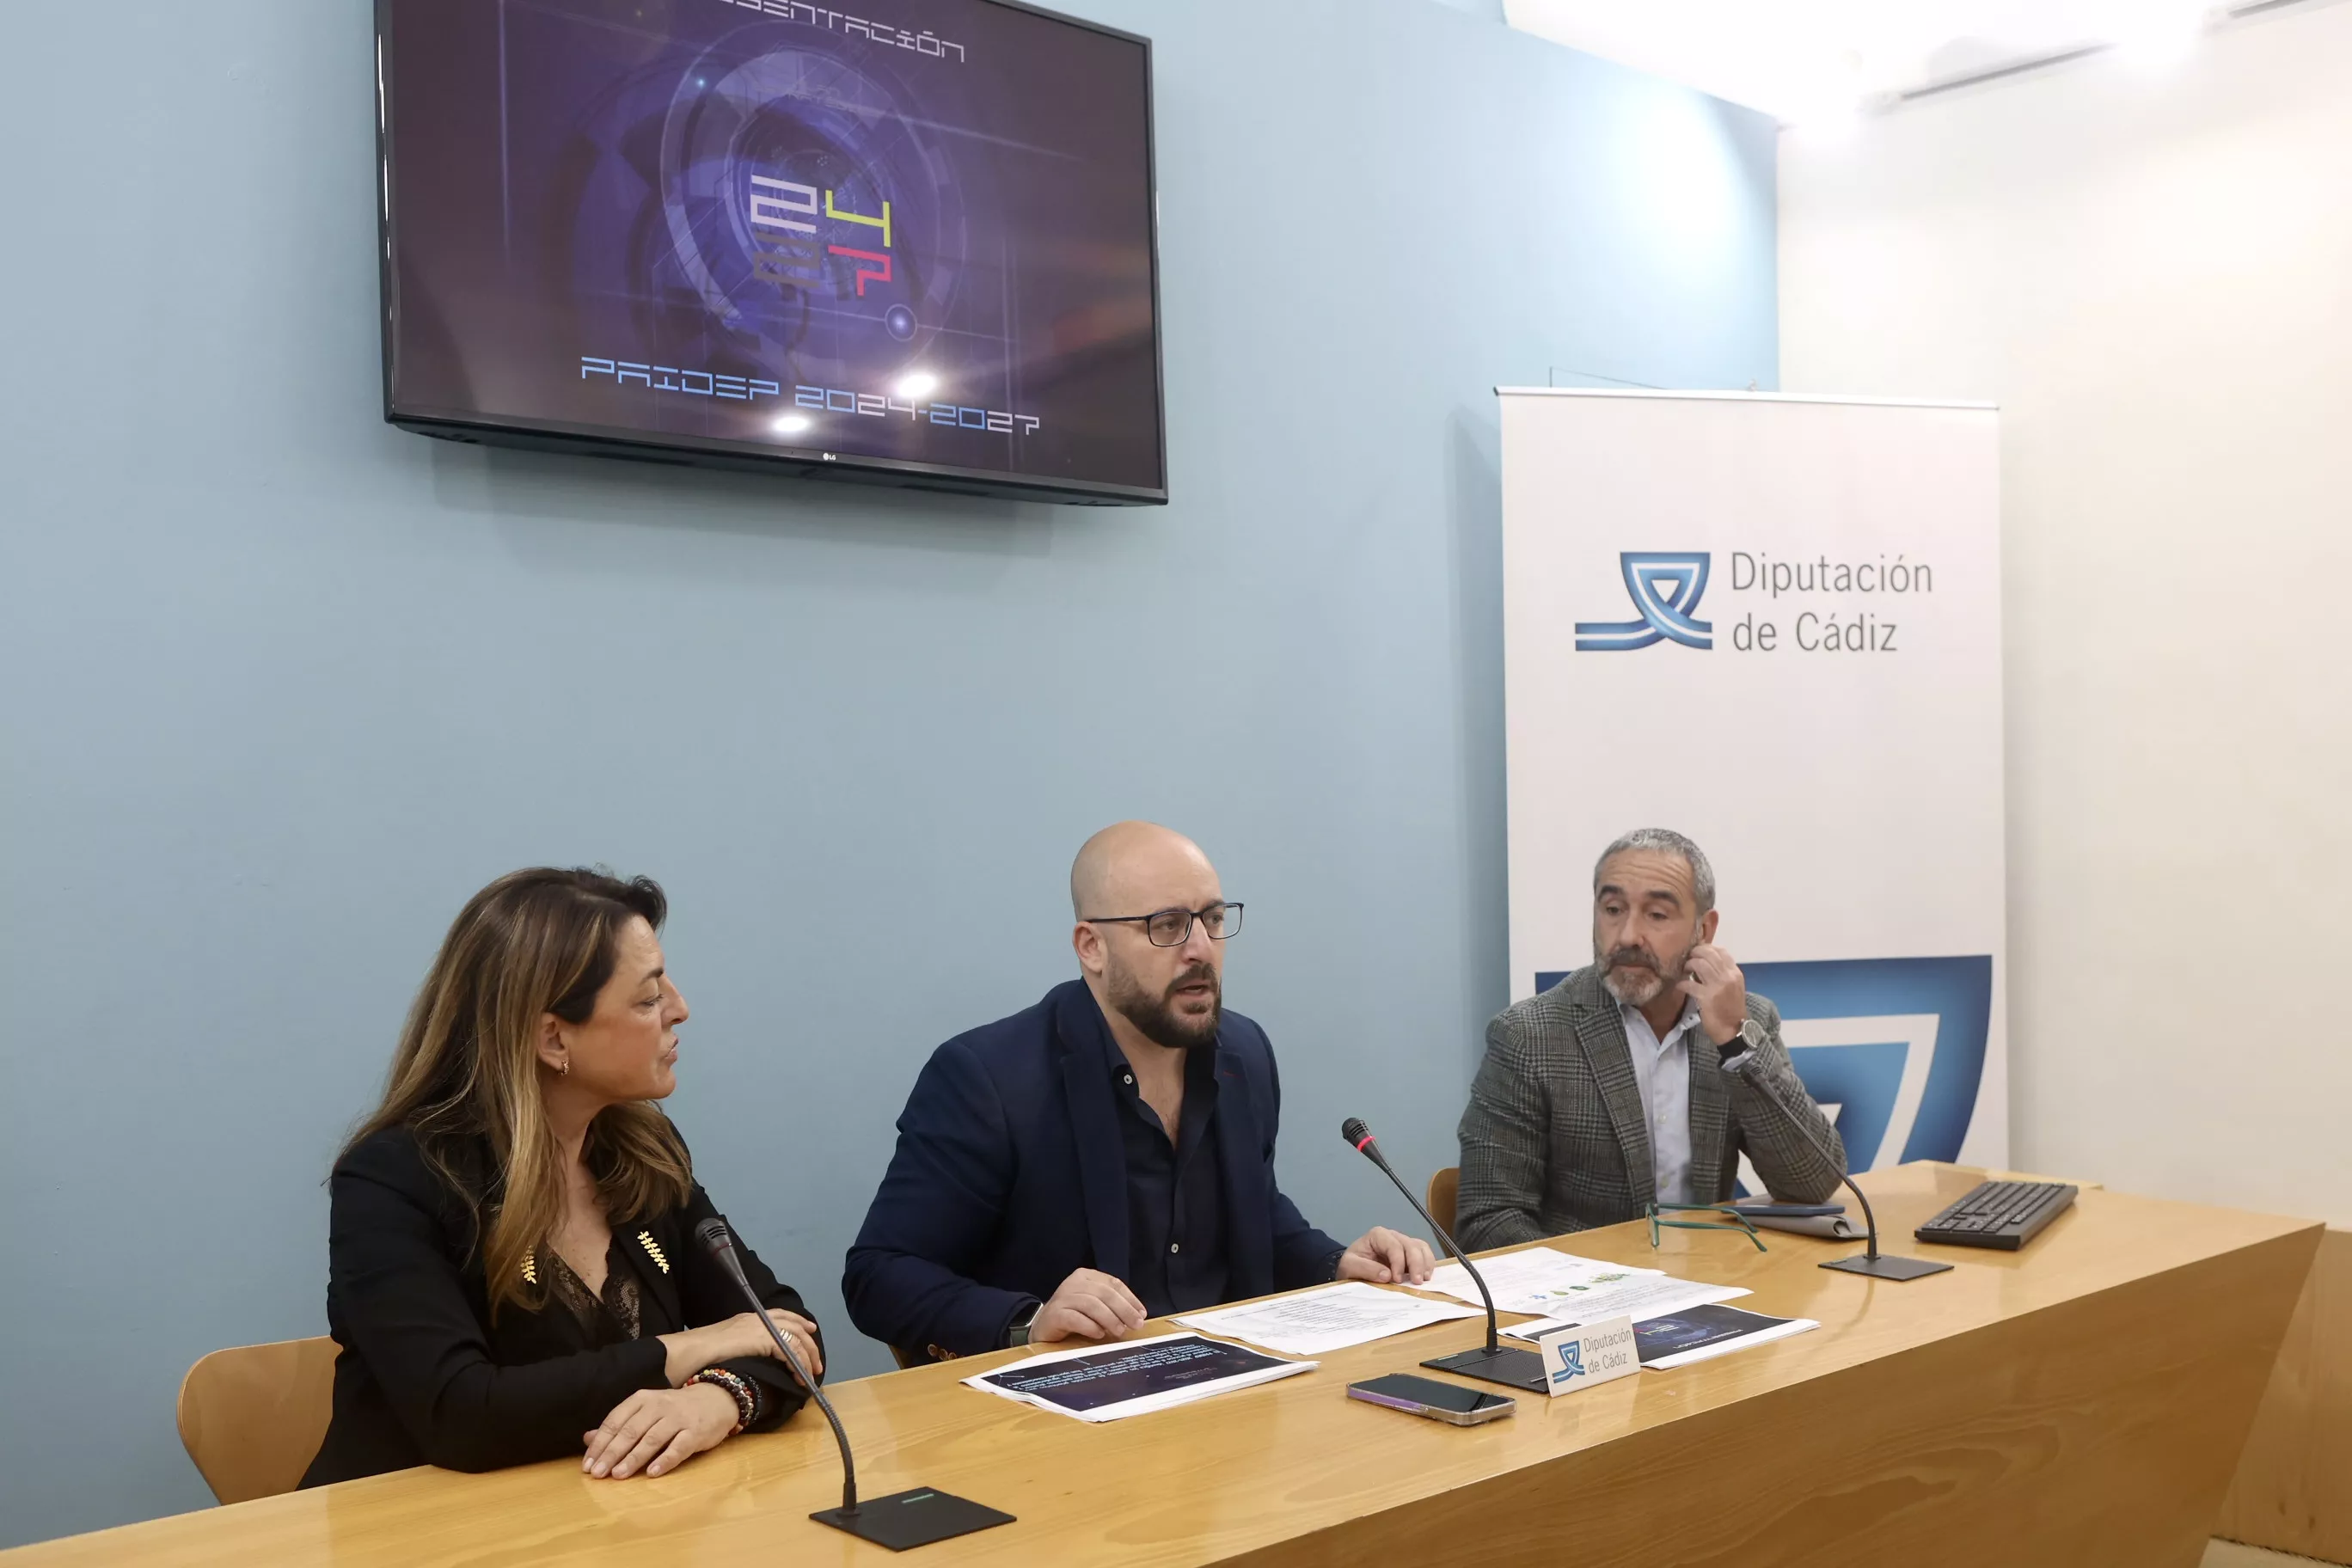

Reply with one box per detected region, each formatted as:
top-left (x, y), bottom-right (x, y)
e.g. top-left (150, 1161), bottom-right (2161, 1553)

top-left (1421, 1344), bottom-right (1551, 1393)
top-left (812, 1488), bottom-right (1015, 1551)
top-left (1821, 1253), bottom-right (1953, 1282)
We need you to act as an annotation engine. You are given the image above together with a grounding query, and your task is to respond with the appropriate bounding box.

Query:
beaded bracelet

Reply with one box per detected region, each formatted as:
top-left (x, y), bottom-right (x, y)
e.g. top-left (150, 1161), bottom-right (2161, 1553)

top-left (687, 1368), bottom-right (757, 1434)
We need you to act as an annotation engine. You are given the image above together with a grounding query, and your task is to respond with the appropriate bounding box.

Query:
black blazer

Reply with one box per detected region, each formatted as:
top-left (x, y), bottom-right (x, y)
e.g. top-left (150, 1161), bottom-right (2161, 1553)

top-left (301, 1124), bottom-right (818, 1486)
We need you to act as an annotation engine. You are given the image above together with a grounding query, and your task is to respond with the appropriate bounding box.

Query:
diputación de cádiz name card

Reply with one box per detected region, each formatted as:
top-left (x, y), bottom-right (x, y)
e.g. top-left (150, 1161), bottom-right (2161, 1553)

top-left (1533, 1314), bottom-right (1638, 1397)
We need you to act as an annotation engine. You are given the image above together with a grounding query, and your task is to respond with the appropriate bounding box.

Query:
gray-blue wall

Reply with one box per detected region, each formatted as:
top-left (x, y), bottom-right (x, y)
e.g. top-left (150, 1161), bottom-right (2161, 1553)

top-left (0, 0), bottom-right (1774, 1546)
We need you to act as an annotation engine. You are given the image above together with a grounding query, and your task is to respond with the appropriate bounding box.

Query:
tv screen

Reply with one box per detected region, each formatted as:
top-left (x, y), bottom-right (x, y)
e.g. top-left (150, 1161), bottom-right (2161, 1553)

top-left (376, 0), bottom-right (1165, 504)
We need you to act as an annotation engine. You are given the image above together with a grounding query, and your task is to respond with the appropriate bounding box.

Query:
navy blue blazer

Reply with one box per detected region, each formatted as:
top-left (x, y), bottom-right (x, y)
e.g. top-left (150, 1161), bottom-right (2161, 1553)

top-left (843, 980), bottom-right (1346, 1360)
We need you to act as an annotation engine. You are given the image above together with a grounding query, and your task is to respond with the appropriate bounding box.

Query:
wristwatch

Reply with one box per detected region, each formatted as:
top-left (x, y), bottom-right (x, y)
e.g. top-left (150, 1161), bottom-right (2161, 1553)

top-left (1718, 1017), bottom-right (1766, 1066)
top-left (1004, 1302), bottom-right (1043, 1349)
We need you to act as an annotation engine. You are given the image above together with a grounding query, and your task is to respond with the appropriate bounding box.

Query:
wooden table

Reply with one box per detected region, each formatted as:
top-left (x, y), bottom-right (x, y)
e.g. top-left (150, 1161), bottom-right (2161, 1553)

top-left (8, 1163), bottom-right (2318, 1568)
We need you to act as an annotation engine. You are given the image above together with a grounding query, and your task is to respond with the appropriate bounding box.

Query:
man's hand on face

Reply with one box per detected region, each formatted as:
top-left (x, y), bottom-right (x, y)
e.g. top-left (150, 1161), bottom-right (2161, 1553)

top-left (1679, 941), bottom-right (1749, 1047)
top-left (1032, 1268), bottom-right (1151, 1344)
top-left (1336, 1226), bottom-right (1437, 1286)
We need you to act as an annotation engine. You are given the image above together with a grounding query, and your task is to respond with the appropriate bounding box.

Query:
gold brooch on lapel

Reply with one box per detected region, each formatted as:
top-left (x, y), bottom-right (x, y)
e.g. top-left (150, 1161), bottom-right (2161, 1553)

top-left (521, 1247), bottom-right (539, 1286)
top-left (638, 1232), bottom-right (671, 1274)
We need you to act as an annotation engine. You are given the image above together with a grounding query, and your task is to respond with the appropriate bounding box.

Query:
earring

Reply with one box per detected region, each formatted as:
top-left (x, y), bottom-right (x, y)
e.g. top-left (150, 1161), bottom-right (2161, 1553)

top-left (557, 1057), bottom-right (570, 1077)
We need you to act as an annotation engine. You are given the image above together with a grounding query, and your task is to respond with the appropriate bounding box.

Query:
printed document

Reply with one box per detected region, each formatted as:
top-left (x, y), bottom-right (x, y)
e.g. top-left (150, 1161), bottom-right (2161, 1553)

top-left (1412, 1246), bottom-right (1748, 1325)
top-left (1502, 1271), bottom-right (1752, 1339)
top-left (964, 1332), bottom-right (1314, 1423)
top-left (1632, 1302), bottom-right (1817, 1369)
top-left (1173, 1282), bottom-right (1483, 1356)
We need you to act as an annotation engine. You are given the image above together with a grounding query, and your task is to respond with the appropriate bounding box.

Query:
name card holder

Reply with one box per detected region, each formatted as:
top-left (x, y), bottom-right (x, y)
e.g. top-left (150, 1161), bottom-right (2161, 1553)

top-left (1533, 1315), bottom-right (1638, 1396)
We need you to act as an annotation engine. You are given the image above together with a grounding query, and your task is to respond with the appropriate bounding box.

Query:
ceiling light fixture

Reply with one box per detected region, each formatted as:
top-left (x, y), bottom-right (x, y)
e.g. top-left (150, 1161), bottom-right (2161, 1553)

top-left (2109, 1), bottom-right (2211, 70)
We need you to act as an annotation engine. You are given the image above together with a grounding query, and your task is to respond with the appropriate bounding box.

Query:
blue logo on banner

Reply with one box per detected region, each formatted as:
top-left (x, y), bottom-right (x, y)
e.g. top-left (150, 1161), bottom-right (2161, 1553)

top-left (1530, 956), bottom-right (1991, 1167)
top-left (1574, 552), bottom-right (1713, 651)
top-left (1552, 1342), bottom-right (1587, 1385)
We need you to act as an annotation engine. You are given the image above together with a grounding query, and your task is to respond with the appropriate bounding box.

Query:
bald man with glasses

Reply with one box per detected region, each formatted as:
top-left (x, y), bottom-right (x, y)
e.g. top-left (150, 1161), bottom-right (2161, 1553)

top-left (844, 821), bottom-right (1432, 1363)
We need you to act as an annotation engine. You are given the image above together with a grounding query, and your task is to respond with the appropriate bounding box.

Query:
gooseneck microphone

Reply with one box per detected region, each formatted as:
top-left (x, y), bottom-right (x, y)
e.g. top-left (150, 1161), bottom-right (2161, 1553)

top-left (1340, 1118), bottom-right (1549, 1393)
top-left (1341, 1119), bottom-right (1499, 1351)
top-left (1718, 1047), bottom-right (1951, 1282)
top-left (694, 1218), bottom-right (1014, 1549)
top-left (694, 1217), bottom-right (856, 1513)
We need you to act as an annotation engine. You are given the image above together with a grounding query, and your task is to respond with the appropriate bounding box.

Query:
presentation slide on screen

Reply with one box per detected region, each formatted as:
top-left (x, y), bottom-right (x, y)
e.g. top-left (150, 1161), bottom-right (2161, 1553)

top-left (383, 0), bottom-right (1163, 492)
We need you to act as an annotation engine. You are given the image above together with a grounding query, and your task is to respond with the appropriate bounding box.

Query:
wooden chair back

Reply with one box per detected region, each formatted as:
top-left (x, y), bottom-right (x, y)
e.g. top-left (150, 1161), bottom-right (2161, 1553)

top-left (1426, 1167), bottom-right (1461, 1239)
top-left (175, 1337), bottom-right (340, 1504)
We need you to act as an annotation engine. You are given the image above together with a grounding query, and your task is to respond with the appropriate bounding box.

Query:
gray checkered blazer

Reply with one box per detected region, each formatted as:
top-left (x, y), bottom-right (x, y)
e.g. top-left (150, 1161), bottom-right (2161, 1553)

top-left (1454, 965), bottom-right (1847, 1250)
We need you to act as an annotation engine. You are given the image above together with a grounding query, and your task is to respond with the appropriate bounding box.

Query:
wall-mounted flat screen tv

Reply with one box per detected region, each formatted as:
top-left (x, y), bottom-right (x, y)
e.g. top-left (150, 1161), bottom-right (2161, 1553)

top-left (377, 0), bottom-right (1165, 505)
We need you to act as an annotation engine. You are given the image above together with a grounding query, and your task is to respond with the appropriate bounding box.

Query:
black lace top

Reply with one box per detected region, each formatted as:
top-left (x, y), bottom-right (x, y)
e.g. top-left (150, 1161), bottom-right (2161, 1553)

top-left (542, 1235), bottom-right (644, 1344)
top-left (540, 1234), bottom-right (767, 1427)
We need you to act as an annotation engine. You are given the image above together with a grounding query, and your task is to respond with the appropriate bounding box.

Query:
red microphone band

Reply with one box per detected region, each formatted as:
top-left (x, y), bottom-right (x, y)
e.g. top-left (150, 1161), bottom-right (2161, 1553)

top-left (1352, 1132), bottom-right (1377, 1152)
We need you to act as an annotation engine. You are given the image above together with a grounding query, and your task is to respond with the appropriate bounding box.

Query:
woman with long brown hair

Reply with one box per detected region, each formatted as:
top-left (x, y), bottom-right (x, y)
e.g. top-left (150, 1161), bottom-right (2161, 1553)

top-left (302, 868), bottom-right (823, 1485)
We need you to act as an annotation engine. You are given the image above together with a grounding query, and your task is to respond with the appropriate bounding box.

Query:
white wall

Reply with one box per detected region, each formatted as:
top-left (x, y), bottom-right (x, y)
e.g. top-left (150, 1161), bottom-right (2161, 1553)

top-left (1779, 3), bottom-right (2352, 1225)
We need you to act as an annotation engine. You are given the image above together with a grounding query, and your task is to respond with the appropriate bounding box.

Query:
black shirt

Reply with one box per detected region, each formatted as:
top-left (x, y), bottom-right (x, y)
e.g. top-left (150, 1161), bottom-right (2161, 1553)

top-left (1106, 1033), bottom-right (1229, 1318)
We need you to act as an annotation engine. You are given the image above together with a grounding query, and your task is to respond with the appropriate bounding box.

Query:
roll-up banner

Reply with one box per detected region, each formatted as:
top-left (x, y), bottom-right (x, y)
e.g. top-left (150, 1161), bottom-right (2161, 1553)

top-left (1498, 389), bottom-right (2006, 1173)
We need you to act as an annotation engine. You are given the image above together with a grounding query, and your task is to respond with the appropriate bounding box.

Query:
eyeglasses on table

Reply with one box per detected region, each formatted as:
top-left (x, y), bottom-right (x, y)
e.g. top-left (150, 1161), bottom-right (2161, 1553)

top-left (1646, 1202), bottom-right (1768, 1253)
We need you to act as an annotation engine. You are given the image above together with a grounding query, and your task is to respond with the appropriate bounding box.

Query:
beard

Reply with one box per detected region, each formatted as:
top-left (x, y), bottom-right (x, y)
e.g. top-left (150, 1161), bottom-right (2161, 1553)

top-left (1106, 958), bottom-right (1222, 1050)
top-left (1596, 938), bottom-right (1694, 1008)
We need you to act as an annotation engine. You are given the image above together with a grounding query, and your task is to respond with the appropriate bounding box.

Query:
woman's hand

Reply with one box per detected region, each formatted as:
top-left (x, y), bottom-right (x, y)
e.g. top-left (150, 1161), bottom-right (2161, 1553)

top-left (658, 1310), bottom-right (824, 1386)
top-left (582, 1383), bottom-right (739, 1479)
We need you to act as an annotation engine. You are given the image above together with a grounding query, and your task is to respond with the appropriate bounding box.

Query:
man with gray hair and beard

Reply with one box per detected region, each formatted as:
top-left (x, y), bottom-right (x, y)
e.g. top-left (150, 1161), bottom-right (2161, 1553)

top-left (845, 821), bottom-right (1433, 1363)
top-left (1454, 829), bottom-right (1846, 1248)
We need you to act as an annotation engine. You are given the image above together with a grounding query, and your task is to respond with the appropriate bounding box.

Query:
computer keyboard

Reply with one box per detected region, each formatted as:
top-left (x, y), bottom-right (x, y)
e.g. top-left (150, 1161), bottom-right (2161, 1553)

top-left (1914, 1179), bottom-right (2078, 1252)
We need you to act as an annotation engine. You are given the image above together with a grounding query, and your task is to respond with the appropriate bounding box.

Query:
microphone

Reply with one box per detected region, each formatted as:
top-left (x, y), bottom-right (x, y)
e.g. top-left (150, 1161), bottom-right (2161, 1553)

top-left (693, 1218), bottom-right (1013, 1548)
top-left (694, 1217), bottom-right (856, 1513)
top-left (1718, 1050), bottom-right (1951, 1282)
top-left (1339, 1118), bottom-right (1548, 1393)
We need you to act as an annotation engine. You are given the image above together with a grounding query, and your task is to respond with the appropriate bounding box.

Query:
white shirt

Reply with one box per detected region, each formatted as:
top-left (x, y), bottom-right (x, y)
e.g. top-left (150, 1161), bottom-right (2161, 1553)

top-left (1620, 998), bottom-right (1705, 1206)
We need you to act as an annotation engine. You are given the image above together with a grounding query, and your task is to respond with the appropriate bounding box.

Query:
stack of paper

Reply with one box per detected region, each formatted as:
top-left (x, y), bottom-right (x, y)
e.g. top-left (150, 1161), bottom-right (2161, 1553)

top-left (1632, 1303), bottom-right (1818, 1369)
top-left (1408, 1246), bottom-right (1749, 1334)
top-left (1741, 1211), bottom-right (1865, 1240)
top-left (964, 1332), bottom-right (1314, 1423)
top-left (1173, 1281), bottom-right (1485, 1356)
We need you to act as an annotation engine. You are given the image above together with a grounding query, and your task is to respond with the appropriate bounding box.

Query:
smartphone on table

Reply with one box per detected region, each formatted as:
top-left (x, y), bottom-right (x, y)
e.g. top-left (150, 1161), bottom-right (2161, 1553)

top-left (1345, 1374), bottom-right (1516, 1426)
